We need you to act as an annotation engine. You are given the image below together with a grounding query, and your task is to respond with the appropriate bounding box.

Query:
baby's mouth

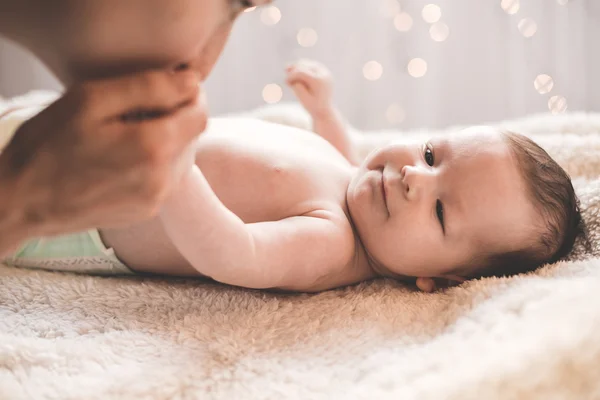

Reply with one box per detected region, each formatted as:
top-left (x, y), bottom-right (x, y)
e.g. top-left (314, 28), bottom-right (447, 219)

top-left (381, 171), bottom-right (389, 214)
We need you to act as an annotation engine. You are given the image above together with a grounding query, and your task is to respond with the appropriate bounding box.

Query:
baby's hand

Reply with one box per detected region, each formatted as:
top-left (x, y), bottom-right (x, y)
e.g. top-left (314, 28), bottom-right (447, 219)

top-left (286, 60), bottom-right (333, 118)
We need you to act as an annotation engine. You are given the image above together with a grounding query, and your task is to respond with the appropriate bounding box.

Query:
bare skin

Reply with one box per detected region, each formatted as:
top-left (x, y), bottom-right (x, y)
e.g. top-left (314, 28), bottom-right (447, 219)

top-left (101, 60), bottom-right (540, 293)
top-left (0, 0), bottom-right (271, 83)
top-left (0, 0), bottom-right (271, 253)
top-left (101, 118), bottom-right (374, 291)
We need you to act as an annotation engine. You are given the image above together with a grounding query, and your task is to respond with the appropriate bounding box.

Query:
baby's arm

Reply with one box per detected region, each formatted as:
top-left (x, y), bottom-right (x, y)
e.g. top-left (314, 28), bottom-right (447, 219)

top-left (159, 165), bottom-right (353, 291)
top-left (286, 60), bottom-right (361, 165)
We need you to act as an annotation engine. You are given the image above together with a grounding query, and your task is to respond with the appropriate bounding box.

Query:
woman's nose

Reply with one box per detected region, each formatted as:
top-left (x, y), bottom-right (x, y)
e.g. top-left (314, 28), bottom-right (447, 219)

top-left (400, 165), bottom-right (435, 201)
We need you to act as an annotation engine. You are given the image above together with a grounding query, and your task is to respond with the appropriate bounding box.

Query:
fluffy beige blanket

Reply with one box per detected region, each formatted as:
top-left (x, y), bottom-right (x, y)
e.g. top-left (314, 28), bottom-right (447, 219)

top-left (1, 94), bottom-right (600, 400)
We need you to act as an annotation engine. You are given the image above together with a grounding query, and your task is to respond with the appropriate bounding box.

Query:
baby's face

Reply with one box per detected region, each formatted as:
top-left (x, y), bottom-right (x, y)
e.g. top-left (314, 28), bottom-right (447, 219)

top-left (347, 127), bottom-right (539, 283)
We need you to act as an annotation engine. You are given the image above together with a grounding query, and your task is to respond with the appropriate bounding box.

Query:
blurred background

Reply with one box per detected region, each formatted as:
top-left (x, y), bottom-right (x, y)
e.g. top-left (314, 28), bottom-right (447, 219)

top-left (0, 0), bottom-right (598, 130)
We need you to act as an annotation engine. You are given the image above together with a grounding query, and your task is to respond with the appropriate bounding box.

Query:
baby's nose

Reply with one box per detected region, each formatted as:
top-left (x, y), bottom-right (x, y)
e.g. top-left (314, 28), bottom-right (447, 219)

top-left (401, 165), bottom-right (418, 185)
top-left (400, 165), bottom-right (433, 201)
top-left (400, 165), bottom-right (414, 199)
top-left (400, 165), bottom-right (408, 180)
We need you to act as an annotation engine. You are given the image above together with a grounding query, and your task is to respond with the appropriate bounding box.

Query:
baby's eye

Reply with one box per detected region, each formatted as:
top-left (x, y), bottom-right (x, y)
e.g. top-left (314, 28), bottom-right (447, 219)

top-left (424, 144), bottom-right (435, 166)
top-left (436, 199), bottom-right (445, 233)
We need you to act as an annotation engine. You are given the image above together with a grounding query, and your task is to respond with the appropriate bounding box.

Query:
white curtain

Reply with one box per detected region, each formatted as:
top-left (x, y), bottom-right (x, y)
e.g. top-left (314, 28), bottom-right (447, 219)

top-left (1, 0), bottom-right (598, 130)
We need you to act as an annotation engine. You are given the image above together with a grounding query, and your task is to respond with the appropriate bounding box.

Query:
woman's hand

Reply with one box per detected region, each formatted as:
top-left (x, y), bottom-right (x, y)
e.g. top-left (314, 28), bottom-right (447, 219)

top-left (0, 68), bottom-right (205, 251)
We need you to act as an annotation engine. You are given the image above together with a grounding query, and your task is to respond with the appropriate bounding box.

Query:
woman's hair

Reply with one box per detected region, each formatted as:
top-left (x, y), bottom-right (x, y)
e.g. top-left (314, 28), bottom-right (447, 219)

top-left (471, 131), bottom-right (583, 279)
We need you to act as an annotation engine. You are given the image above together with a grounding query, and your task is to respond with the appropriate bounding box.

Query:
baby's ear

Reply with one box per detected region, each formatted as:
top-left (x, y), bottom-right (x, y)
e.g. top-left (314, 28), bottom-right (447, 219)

top-left (416, 276), bottom-right (465, 292)
top-left (415, 277), bottom-right (436, 292)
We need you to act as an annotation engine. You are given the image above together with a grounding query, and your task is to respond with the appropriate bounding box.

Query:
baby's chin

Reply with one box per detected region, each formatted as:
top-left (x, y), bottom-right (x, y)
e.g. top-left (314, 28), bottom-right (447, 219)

top-left (346, 175), bottom-right (375, 223)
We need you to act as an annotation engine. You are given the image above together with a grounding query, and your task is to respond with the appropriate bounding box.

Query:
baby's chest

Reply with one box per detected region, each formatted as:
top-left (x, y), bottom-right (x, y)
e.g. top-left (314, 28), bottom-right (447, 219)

top-left (195, 137), bottom-right (350, 223)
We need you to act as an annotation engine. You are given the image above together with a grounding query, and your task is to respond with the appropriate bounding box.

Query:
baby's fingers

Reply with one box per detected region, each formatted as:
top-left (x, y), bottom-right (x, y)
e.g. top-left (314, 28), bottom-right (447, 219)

top-left (288, 82), bottom-right (312, 105)
top-left (288, 59), bottom-right (328, 75)
top-left (286, 68), bottom-right (319, 89)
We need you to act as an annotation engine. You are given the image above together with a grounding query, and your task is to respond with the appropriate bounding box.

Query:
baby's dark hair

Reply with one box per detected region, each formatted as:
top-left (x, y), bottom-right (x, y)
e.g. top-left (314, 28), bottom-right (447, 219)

top-left (469, 131), bottom-right (583, 280)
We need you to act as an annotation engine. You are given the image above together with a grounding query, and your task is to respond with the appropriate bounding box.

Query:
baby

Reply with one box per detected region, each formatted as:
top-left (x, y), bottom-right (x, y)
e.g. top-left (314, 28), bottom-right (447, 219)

top-left (3, 60), bottom-right (582, 293)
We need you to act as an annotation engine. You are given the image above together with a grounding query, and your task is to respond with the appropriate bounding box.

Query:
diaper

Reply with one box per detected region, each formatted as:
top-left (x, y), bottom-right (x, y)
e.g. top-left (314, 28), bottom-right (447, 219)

top-left (3, 230), bottom-right (135, 276)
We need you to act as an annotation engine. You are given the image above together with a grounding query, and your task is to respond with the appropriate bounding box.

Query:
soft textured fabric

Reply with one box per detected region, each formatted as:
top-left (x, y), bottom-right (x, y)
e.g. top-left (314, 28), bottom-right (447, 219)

top-left (1, 92), bottom-right (600, 400)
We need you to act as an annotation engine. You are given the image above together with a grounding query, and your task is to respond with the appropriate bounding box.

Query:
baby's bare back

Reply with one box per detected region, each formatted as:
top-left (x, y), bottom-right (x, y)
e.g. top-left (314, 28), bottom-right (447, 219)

top-left (100, 118), bottom-right (354, 276)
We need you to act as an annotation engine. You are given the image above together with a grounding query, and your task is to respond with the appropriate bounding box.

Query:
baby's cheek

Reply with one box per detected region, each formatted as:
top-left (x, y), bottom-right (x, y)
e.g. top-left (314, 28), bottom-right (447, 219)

top-left (348, 179), bottom-right (371, 208)
top-left (360, 171), bottom-right (384, 199)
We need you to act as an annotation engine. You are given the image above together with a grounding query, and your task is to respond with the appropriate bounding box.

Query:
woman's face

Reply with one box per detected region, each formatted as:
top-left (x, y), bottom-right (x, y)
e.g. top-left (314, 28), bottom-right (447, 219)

top-left (153, 0), bottom-right (275, 80)
top-left (53, 0), bottom-right (274, 82)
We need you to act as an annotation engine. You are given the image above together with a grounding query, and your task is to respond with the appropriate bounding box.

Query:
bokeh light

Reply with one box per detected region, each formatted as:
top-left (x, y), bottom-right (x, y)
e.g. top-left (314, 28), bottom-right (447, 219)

top-left (363, 61), bottom-right (383, 81)
top-left (261, 6), bottom-right (282, 25)
top-left (394, 12), bottom-right (413, 32)
top-left (422, 4), bottom-right (442, 23)
top-left (534, 74), bottom-right (554, 94)
top-left (430, 22), bottom-right (450, 42)
top-left (380, 0), bottom-right (401, 18)
top-left (548, 95), bottom-right (568, 114)
top-left (500, 0), bottom-right (520, 14)
top-left (262, 84), bottom-right (283, 104)
top-left (297, 28), bottom-right (318, 48)
top-left (407, 58), bottom-right (428, 78)
top-left (518, 18), bottom-right (537, 38)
